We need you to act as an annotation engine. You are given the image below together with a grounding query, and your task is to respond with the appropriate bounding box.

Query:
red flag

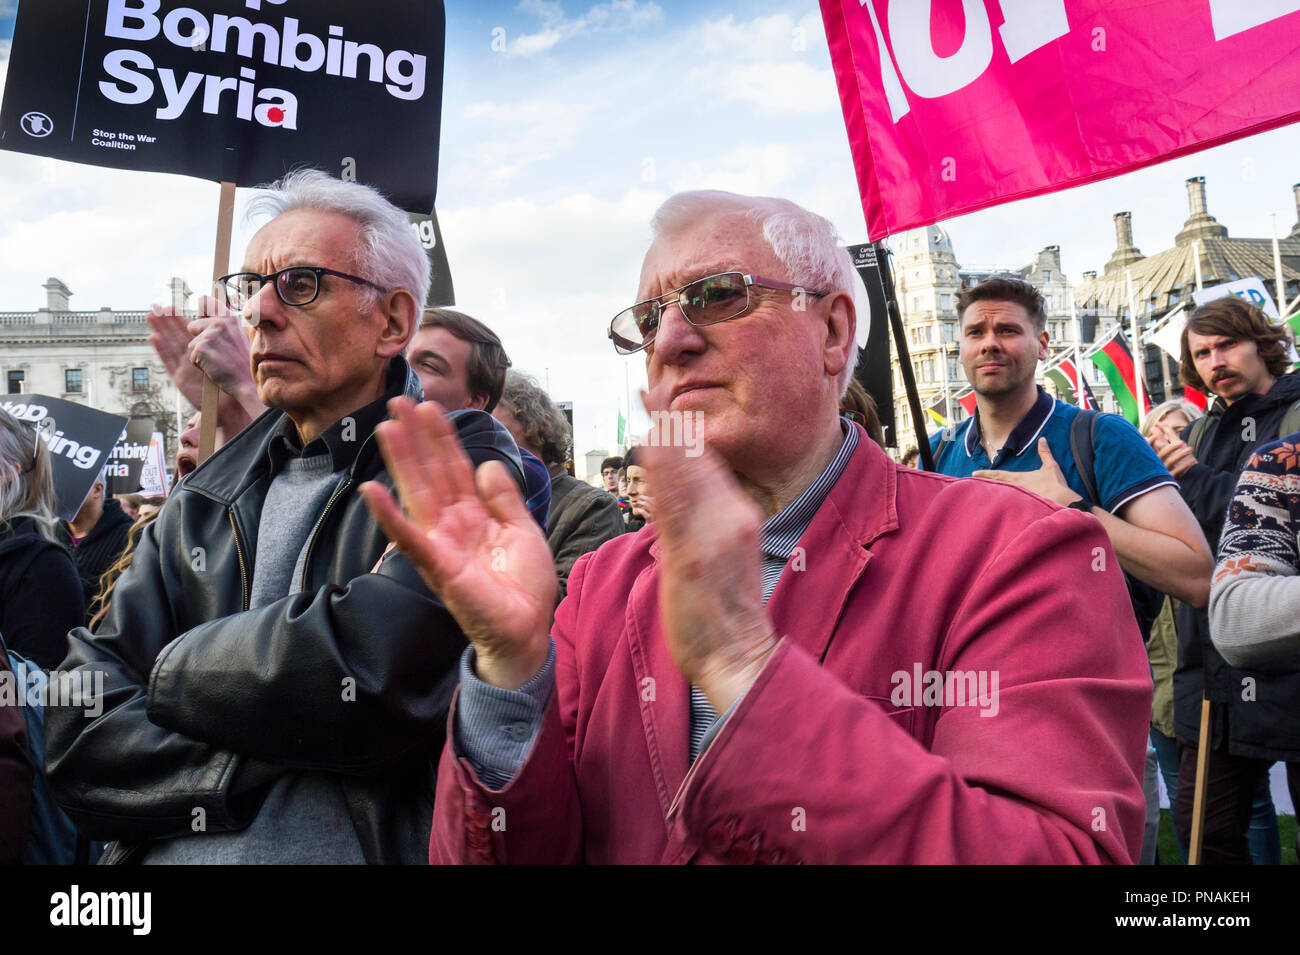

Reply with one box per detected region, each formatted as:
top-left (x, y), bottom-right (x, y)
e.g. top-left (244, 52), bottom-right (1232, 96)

top-left (1183, 386), bottom-right (1209, 410)
top-left (957, 390), bottom-right (978, 415)
top-left (821, 1), bottom-right (1300, 238)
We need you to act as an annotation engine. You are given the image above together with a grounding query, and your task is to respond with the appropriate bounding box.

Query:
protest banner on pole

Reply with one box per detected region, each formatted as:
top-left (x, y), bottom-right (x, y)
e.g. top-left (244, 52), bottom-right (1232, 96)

top-left (138, 431), bottom-right (172, 496)
top-left (846, 242), bottom-right (896, 447)
top-left (0, 0), bottom-right (445, 211)
top-left (822, 0), bottom-right (1300, 238)
top-left (0, 0), bottom-right (446, 460)
top-left (408, 208), bottom-right (455, 307)
top-left (0, 395), bottom-right (129, 520)
top-left (105, 417), bottom-right (156, 495)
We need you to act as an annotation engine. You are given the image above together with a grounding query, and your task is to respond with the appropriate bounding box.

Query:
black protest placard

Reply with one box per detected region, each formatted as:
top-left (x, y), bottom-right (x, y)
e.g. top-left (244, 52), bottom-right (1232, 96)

top-left (407, 208), bottom-right (455, 306)
top-left (0, 0), bottom-right (445, 211)
top-left (846, 242), bottom-right (896, 447)
top-left (0, 396), bottom-right (129, 520)
top-left (105, 417), bottom-right (156, 496)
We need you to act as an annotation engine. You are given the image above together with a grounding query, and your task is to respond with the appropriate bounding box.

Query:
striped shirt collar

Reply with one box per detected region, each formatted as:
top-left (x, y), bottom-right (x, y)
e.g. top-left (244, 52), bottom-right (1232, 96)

top-left (964, 385), bottom-right (1055, 460)
top-left (761, 418), bottom-right (860, 562)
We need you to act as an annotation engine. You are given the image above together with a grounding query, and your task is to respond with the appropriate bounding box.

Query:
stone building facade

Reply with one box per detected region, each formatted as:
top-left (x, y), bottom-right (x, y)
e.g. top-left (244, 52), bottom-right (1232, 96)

top-left (888, 226), bottom-right (1103, 452)
top-left (0, 277), bottom-right (194, 467)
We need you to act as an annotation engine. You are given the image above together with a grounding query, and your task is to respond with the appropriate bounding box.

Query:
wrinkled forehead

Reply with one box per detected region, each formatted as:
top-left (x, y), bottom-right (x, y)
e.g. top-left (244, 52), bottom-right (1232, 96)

top-left (244, 208), bottom-right (362, 271)
top-left (637, 211), bottom-right (778, 298)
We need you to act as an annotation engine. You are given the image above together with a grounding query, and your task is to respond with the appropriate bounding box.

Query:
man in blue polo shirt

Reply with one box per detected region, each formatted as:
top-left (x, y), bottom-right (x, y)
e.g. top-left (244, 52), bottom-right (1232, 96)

top-left (931, 277), bottom-right (1212, 611)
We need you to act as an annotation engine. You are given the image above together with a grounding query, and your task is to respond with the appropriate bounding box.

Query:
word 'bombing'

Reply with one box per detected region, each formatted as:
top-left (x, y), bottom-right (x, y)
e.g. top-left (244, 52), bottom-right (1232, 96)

top-left (100, 0), bottom-right (429, 129)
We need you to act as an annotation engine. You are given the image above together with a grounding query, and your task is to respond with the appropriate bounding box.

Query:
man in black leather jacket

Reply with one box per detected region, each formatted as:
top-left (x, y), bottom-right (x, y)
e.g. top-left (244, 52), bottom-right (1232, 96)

top-left (45, 169), bottom-right (526, 863)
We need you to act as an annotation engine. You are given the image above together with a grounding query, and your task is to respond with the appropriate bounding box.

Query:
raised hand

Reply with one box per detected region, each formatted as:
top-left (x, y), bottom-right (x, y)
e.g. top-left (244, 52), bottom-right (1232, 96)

top-left (1153, 422), bottom-right (1198, 479)
top-left (148, 304), bottom-right (205, 408)
top-left (637, 389), bottom-right (776, 713)
top-left (360, 398), bottom-right (557, 689)
top-left (186, 295), bottom-right (261, 418)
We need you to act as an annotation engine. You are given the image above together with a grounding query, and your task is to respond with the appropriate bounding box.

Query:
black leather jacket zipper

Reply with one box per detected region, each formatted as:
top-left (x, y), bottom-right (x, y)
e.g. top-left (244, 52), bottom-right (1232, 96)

top-left (298, 478), bottom-right (353, 591)
top-left (227, 510), bottom-right (250, 611)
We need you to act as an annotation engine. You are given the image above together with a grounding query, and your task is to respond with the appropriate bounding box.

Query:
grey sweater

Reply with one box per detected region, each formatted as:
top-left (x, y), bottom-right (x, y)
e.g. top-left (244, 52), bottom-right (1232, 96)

top-left (144, 447), bottom-right (366, 864)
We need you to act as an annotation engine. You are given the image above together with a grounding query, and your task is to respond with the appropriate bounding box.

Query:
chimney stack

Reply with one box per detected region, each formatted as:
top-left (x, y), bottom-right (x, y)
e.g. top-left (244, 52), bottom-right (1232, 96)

top-left (1104, 212), bottom-right (1144, 277)
top-left (169, 277), bottom-right (192, 312)
top-left (1175, 175), bottom-right (1227, 245)
top-left (43, 277), bottom-right (71, 312)
top-left (1290, 183), bottom-right (1300, 239)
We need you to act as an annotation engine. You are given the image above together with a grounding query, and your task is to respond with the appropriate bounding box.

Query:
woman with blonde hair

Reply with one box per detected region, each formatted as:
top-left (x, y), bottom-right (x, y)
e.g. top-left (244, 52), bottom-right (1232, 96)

top-left (1141, 400), bottom-right (1201, 451)
top-left (0, 409), bottom-right (84, 668)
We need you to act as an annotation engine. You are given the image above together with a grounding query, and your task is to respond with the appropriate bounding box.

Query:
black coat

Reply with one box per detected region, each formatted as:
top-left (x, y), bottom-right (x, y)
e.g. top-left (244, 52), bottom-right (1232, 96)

top-left (545, 466), bottom-right (625, 601)
top-left (45, 357), bottom-right (526, 863)
top-left (1173, 370), bottom-right (1300, 760)
top-left (0, 649), bottom-right (32, 863)
top-left (58, 498), bottom-right (133, 623)
top-left (0, 518), bottom-right (85, 669)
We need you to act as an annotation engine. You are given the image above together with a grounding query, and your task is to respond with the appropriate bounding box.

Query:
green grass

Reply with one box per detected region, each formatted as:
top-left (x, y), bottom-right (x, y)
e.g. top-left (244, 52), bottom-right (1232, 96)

top-left (1156, 810), bottom-right (1298, 864)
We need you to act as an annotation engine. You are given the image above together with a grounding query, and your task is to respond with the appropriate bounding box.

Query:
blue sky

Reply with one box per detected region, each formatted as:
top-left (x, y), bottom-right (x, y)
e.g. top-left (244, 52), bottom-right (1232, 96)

top-left (3, 0), bottom-right (1300, 455)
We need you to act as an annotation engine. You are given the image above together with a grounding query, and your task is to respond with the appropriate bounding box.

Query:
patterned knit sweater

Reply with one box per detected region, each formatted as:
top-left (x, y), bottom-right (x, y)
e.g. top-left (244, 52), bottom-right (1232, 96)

top-left (1208, 436), bottom-right (1300, 666)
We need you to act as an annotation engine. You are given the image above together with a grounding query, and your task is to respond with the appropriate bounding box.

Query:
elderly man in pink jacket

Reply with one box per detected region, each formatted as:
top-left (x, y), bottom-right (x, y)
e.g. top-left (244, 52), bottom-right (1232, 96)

top-left (362, 190), bottom-right (1151, 864)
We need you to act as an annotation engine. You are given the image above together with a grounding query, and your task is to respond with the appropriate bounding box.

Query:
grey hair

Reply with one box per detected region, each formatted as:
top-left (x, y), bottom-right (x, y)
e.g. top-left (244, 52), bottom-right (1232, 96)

top-left (0, 409), bottom-right (59, 542)
top-left (650, 190), bottom-right (860, 396)
top-left (245, 167), bottom-right (430, 316)
top-left (499, 371), bottom-right (572, 467)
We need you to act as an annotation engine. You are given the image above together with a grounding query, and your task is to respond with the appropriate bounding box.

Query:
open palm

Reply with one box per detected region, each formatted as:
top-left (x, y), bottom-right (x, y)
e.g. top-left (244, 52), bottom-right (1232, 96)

top-left (361, 398), bottom-right (556, 687)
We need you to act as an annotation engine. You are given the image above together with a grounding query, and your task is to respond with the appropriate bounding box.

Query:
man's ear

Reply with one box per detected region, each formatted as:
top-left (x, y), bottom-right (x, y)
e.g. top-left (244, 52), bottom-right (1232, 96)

top-left (467, 391), bottom-right (490, 411)
top-left (1037, 328), bottom-right (1050, 361)
top-left (821, 291), bottom-right (857, 380)
top-left (377, 289), bottom-right (419, 359)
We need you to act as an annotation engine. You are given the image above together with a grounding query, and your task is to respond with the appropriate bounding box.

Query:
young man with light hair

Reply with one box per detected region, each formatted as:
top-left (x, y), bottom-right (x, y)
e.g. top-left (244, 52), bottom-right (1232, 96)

top-left (364, 190), bottom-right (1152, 863)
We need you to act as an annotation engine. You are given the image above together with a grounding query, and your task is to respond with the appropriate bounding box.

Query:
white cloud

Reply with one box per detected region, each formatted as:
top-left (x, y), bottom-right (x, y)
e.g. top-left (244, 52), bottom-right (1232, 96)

top-left (506, 0), bottom-right (664, 58)
top-left (707, 60), bottom-right (838, 115)
top-left (668, 143), bottom-right (804, 196)
top-left (695, 12), bottom-right (827, 60)
top-left (454, 99), bottom-right (591, 189)
top-left (439, 187), bottom-right (665, 449)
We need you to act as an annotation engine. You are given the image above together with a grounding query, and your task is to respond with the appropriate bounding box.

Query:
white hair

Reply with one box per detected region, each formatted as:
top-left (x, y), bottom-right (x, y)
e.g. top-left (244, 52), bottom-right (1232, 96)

top-left (245, 167), bottom-right (431, 313)
top-left (650, 190), bottom-right (860, 395)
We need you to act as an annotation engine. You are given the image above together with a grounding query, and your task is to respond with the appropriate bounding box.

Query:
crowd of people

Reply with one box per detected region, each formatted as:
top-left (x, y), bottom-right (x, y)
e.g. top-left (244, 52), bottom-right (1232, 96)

top-left (1, 170), bottom-right (1298, 864)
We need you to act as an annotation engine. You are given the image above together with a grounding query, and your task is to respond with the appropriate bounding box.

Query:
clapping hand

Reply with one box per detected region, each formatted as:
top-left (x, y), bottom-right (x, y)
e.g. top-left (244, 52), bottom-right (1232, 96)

top-left (360, 398), bottom-right (557, 690)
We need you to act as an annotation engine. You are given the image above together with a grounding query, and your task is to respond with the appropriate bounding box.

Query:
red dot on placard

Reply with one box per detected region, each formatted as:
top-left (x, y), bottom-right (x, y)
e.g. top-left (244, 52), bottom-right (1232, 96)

top-left (267, 107), bottom-right (285, 123)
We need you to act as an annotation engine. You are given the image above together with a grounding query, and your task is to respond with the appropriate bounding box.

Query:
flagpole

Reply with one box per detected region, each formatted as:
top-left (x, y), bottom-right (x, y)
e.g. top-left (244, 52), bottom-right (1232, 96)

top-left (939, 342), bottom-right (952, 424)
top-left (1070, 293), bottom-right (1085, 406)
top-left (1125, 268), bottom-right (1146, 415)
top-left (1272, 213), bottom-right (1287, 316)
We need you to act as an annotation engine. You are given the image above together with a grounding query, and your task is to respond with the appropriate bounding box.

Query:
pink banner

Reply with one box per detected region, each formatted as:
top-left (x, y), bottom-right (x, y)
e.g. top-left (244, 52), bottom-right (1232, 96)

top-left (822, 0), bottom-right (1300, 238)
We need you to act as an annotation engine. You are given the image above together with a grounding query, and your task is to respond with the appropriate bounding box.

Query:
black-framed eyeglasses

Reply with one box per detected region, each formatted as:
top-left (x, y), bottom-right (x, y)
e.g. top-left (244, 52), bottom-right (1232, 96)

top-left (218, 266), bottom-right (387, 311)
top-left (608, 271), bottom-right (829, 355)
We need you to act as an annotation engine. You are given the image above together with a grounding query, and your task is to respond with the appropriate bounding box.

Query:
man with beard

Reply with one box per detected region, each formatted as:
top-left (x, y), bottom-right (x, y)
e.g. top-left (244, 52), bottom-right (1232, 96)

top-left (1153, 295), bottom-right (1300, 863)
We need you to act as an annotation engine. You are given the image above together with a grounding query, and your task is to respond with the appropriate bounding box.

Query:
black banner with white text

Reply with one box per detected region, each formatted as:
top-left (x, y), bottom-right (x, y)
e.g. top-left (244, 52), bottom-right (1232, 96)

top-left (0, 0), bottom-right (445, 210)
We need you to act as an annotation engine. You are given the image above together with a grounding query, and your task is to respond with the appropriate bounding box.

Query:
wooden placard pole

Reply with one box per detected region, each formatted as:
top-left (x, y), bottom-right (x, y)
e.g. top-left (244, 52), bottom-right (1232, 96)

top-left (198, 178), bottom-right (237, 464)
top-left (1187, 698), bottom-right (1213, 864)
